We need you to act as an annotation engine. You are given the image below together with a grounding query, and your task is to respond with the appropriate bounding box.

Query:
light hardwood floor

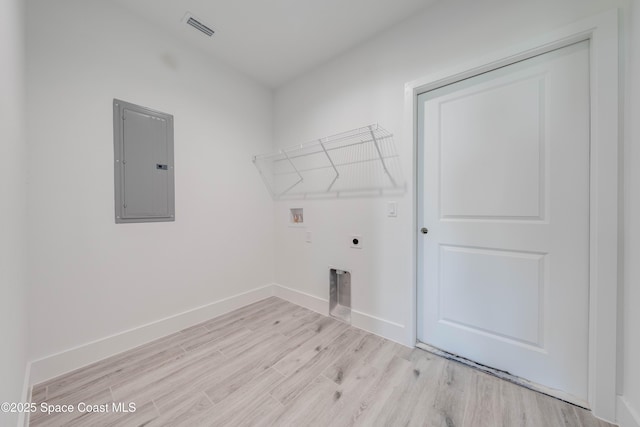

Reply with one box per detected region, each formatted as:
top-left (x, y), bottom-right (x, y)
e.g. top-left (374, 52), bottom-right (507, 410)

top-left (29, 297), bottom-right (613, 426)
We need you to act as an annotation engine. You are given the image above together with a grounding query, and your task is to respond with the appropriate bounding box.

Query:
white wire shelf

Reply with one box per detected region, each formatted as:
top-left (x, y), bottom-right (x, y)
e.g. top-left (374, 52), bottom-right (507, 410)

top-left (253, 124), bottom-right (405, 199)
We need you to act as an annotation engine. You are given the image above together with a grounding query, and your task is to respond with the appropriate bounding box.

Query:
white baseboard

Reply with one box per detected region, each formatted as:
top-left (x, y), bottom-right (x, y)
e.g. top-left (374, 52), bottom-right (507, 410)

top-left (271, 283), bottom-right (409, 346)
top-left (28, 285), bottom-right (273, 387)
top-left (618, 396), bottom-right (640, 427)
top-left (351, 309), bottom-right (408, 347)
top-left (271, 283), bottom-right (328, 315)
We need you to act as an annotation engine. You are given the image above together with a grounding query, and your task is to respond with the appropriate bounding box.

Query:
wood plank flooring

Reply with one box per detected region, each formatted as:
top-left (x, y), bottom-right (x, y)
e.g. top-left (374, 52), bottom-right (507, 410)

top-left (29, 297), bottom-right (613, 427)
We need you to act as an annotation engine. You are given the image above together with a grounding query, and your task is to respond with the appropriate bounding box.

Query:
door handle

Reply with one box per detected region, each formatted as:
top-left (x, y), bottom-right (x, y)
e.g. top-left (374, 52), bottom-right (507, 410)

top-left (420, 227), bottom-right (429, 234)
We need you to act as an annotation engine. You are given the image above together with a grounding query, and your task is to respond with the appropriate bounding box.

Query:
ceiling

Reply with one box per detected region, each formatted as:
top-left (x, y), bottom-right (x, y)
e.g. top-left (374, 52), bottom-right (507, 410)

top-left (112, 0), bottom-right (437, 87)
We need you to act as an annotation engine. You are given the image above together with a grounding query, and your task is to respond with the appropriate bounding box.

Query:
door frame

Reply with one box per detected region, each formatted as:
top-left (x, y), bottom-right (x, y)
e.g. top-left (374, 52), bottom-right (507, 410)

top-left (405, 9), bottom-right (620, 422)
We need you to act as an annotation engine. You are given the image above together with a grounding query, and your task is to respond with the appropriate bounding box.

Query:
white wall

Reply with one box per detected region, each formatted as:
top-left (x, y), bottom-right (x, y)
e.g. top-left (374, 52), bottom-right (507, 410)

top-left (273, 0), bottom-right (627, 344)
top-left (26, 0), bottom-right (274, 363)
top-left (0, 0), bottom-right (28, 425)
top-left (621, 1), bottom-right (640, 425)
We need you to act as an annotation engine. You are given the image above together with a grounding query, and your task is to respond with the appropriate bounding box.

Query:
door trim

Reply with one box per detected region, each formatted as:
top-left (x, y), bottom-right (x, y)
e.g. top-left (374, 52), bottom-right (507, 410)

top-left (405, 9), bottom-right (619, 422)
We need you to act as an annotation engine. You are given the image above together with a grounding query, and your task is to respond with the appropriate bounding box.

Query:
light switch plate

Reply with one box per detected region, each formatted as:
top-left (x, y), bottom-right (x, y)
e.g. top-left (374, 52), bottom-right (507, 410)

top-left (305, 231), bottom-right (312, 243)
top-left (387, 201), bottom-right (397, 217)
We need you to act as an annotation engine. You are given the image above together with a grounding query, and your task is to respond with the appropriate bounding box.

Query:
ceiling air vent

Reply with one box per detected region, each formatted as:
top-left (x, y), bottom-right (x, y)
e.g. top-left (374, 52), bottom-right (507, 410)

top-left (183, 12), bottom-right (214, 37)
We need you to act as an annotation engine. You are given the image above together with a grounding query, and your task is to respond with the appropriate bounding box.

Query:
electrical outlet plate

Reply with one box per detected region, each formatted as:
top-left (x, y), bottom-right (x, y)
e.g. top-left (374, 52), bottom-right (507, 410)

top-left (350, 235), bottom-right (362, 249)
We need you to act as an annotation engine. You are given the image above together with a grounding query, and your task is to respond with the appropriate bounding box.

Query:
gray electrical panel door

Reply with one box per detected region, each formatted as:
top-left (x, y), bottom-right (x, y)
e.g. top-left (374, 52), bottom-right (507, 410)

top-left (113, 99), bottom-right (175, 223)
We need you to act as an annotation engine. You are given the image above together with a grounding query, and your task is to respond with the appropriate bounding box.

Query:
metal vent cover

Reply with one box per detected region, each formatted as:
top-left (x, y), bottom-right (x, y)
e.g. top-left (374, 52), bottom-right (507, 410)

top-left (183, 12), bottom-right (214, 37)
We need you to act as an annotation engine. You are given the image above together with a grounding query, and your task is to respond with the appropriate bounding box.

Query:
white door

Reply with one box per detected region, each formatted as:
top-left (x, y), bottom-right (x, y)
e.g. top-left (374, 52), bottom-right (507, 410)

top-left (417, 41), bottom-right (590, 402)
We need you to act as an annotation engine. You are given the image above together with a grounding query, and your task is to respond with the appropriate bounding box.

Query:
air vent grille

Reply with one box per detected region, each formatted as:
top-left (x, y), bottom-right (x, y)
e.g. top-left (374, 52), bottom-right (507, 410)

top-left (186, 16), bottom-right (214, 37)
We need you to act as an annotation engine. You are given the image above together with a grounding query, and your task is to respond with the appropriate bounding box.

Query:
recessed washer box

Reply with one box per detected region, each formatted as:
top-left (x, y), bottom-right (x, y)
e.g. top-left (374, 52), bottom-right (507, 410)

top-left (113, 99), bottom-right (175, 224)
top-left (329, 268), bottom-right (351, 323)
